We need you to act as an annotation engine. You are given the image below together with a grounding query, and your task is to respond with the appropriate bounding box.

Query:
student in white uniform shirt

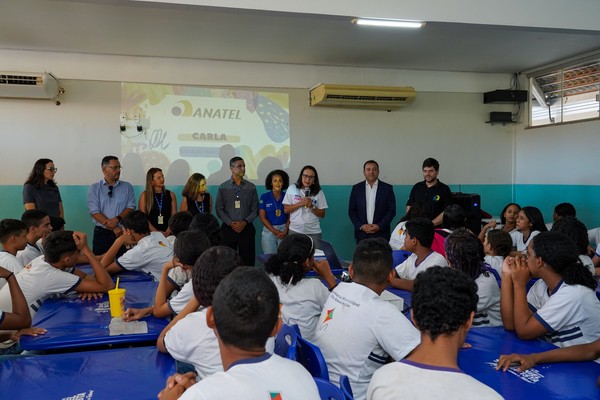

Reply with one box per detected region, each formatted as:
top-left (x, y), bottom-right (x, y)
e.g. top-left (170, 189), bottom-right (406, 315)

top-left (121, 231), bottom-right (211, 322)
top-left (483, 229), bottom-right (513, 276)
top-left (510, 206), bottom-right (547, 251)
top-left (158, 267), bottom-right (319, 400)
top-left (264, 234), bottom-right (336, 341)
top-left (313, 238), bottom-right (421, 400)
top-left (388, 202), bottom-right (428, 251)
top-left (0, 231), bottom-right (114, 351)
top-left (445, 229), bottom-right (502, 327)
top-left (0, 219), bottom-right (28, 290)
top-left (16, 210), bottom-right (52, 266)
top-left (501, 232), bottom-right (600, 348)
top-left (101, 210), bottom-right (173, 281)
top-left (158, 246), bottom-right (243, 379)
top-left (551, 216), bottom-right (595, 275)
top-left (368, 266), bottom-right (503, 400)
top-left (389, 217), bottom-right (447, 292)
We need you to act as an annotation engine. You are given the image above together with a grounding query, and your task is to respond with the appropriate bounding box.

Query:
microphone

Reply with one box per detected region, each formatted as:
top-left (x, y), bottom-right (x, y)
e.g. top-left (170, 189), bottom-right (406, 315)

top-left (304, 187), bottom-right (310, 208)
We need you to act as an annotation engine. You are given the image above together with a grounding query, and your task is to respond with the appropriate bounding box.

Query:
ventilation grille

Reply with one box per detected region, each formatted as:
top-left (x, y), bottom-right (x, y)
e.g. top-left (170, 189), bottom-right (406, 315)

top-left (0, 74), bottom-right (44, 86)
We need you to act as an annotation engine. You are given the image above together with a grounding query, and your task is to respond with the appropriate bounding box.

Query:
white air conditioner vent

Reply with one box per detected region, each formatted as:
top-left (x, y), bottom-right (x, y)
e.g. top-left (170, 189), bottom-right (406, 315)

top-left (310, 84), bottom-right (416, 111)
top-left (0, 72), bottom-right (62, 100)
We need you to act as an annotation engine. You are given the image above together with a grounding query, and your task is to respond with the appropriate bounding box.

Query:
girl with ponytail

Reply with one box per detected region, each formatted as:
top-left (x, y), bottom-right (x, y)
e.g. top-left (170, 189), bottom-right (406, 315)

top-left (501, 231), bottom-right (600, 347)
top-left (264, 234), bottom-right (337, 340)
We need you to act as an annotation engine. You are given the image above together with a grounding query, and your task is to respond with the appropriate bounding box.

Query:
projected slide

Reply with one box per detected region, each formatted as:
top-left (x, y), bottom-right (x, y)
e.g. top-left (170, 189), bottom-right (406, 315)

top-left (121, 83), bottom-right (290, 185)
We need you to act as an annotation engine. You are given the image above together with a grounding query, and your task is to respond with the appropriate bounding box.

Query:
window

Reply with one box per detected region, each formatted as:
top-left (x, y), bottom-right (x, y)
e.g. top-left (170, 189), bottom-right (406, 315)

top-left (529, 58), bottom-right (600, 127)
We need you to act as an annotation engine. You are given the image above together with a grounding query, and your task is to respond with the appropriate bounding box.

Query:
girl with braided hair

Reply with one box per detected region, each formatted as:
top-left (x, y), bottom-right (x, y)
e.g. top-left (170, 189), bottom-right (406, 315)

top-left (501, 231), bottom-right (600, 347)
top-left (264, 234), bottom-right (336, 340)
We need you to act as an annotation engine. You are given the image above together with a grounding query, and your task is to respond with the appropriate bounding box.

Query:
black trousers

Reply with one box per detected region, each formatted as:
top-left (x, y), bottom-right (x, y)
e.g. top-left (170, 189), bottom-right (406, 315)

top-left (92, 226), bottom-right (126, 257)
top-left (221, 223), bottom-right (256, 266)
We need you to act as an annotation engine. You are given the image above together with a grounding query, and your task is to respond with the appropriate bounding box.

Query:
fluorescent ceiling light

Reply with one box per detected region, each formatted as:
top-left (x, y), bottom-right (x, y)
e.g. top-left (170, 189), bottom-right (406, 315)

top-left (352, 18), bottom-right (425, 29)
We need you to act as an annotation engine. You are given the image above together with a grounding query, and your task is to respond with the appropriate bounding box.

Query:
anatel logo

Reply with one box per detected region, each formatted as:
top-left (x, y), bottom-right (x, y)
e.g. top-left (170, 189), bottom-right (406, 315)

top-left (171, 100), bottom-right (193, 117)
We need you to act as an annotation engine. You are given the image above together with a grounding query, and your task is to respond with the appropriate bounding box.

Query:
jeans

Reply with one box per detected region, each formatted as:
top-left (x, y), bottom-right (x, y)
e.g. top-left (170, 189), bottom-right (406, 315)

top-left (261, 224), bottom-right (287, 254)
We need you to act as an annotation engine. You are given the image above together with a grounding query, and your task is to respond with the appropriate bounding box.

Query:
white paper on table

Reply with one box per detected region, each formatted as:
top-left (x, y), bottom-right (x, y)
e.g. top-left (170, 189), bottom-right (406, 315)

top-left (109, 317), bottom-right (148, 336)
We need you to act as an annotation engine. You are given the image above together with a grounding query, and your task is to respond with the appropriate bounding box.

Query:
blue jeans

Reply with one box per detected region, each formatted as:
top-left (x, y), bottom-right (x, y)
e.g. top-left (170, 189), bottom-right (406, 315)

top-left (261, 224), bottom-right (286, 254)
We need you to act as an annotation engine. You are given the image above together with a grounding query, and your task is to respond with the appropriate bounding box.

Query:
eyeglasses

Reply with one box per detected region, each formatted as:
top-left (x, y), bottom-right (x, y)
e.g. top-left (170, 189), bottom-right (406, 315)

top-left (302, 174), bottom-right (315, 180)
top-left (106, 165), bottom-right (122, 170)
top-left (45, 167), bottom-right (58, 173)
top-left (107, 185), bottom-right (113, 198)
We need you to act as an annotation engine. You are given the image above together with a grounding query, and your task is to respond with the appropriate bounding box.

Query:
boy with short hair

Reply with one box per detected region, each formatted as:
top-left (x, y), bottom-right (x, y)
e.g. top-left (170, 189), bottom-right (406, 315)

top-left (367, 266), bottom-right (502, 399)
top-left (0, 230), bottom-right (114, 319)
top-left (158, 267), bottom-right (319, 400)
top-left (0, 219), bottom-right (28, 289)
top-left (101, 210), bottom-right (173, 281)
top-left (122, 230), bottom-right (211, 320)
top-left (166, 211), bottom-right (193, 245)
top-left (313, 238), bottom-right (421, 400)
top-left (16, 210), bottom-right (52, 266)
top-left (389, 217), bottom-right (447, 291)
top-left (158, 246), bottom-right (243, 379)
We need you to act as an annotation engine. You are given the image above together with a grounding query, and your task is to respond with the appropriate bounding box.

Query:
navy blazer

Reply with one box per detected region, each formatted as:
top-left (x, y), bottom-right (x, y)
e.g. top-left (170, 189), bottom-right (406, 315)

top-left (348, 180), bottom-right (396, 242)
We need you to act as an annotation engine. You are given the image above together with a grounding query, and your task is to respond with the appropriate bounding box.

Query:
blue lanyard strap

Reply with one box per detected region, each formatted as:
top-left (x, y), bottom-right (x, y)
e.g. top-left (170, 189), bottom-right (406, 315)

top-left (154, 192), bottom-right (164, 215)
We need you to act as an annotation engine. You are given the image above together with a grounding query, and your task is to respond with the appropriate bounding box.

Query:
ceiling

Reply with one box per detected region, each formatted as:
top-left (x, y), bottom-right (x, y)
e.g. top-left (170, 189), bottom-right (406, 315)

top-left (1, 0), bottom-right (600, 75)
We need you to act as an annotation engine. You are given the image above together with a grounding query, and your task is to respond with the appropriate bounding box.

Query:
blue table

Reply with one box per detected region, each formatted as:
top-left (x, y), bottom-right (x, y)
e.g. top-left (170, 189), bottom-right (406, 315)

top-left (20, 280), bottom-right (169, 350)
top-left (76, 264), bottom-right (154, 282)
top-left (386, 287), bottom-right (412, 315)
top-left (459, 326), bottom-right (600, 399)
top-left (0, 346), bottom-right (175, 400)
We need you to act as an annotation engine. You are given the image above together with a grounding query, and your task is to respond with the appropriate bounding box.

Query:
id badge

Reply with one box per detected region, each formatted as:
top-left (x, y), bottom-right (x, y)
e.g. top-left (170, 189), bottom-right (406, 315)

top-left (157, 215), bottom-right (164, 225)
top-left (235, 200), bottom-right (241, 209)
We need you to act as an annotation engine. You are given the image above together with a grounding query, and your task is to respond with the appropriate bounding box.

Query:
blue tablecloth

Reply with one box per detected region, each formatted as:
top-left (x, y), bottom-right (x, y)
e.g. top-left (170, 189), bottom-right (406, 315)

top-left (0, 346), bottom-right (175, 400)
top-left (459, 326), bottom-right (600, 400)
top-left (20, 280), bottom-right (169, 350)
top-left (76, 264), bottom-right (154, 282)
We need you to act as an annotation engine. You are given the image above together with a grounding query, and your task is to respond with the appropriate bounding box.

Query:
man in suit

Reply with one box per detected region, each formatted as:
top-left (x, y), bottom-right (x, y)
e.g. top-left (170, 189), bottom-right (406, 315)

top-left (348, 160), bottom-right (396, 243)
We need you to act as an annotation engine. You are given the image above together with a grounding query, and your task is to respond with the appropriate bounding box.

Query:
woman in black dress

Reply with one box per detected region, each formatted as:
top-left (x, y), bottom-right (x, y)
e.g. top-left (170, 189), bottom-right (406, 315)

top-left (139, 167), bottom-right (177, 234)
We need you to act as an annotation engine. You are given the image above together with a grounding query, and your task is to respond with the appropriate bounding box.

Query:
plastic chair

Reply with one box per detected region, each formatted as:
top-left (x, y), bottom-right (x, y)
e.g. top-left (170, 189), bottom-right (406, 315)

top-left (314, 378), bottom-right (345, 400)
top-left (274, 324), bottom-right (299, 361)
top-left (296, 335), bottom-right (330, 380)
top-left (339, 375), bottom-right (354, 400)
top-left (392, 250), bottom-right (412, 267)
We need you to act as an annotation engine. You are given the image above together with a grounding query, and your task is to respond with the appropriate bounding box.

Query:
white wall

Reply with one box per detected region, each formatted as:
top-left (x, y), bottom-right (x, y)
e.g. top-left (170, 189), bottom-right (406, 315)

top-left (0, 49), bottom-right (515, 187)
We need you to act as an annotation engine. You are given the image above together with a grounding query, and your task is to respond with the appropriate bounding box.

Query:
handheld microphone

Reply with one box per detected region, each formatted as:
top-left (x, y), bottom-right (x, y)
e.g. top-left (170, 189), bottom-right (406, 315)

top-left (304, 187), bottom-right (310, 208)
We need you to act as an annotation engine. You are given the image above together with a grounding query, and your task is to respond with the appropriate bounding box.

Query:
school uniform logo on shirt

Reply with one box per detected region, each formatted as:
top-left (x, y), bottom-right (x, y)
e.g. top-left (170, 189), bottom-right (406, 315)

top-left (158, 241), bottom-right (168, 247)
top-left (323, 308), bottom-right (335, 323)
top-left (270, 392), bottom-right (282, 400)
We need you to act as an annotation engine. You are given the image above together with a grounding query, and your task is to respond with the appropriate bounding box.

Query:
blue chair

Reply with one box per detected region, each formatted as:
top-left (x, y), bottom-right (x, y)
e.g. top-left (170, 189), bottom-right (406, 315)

top-left (339, 375), bottom-right (354, 400)
top-left (296, 335), bottom-right (330, 380)
top-left (392, 250), bottom-right (412, 267)
top-left (314, 378), bottom-right (345, 400)
top-left (274, 324), bottom-right (299, 361)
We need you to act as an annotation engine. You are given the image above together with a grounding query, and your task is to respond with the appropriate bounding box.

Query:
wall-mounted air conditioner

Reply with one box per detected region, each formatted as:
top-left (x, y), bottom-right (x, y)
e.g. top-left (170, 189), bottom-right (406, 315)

top-left (0, 72), bottom-right (63, 101)
top-left (309, 84), bottom-right (416, 111)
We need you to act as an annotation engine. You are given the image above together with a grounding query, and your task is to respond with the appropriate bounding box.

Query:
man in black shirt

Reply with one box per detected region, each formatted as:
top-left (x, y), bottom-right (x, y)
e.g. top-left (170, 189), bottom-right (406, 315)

top-left (406, 158), bottom-right (451, 226)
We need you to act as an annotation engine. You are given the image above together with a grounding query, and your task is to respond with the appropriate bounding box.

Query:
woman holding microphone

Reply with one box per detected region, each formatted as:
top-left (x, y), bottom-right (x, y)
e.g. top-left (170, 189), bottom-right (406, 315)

top-left (283, 165), bottom-right (327, 248)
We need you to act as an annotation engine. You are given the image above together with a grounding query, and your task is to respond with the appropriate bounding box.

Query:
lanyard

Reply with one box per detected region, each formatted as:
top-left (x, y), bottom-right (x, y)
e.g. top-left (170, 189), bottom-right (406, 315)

top-left (154, 192), bottom-right (164, 215)
top-left (194, 198), bottom-right (205, 213)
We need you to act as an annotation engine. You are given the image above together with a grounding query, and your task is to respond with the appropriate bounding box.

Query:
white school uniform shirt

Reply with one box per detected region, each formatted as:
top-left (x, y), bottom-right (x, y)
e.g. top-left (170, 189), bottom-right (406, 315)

top-left (389, 221), bottom-right (407, 250)
top-left (367, 360), bottom-right (503, 400)
top-left (116, 231), bottom-right (173, 281)
top-left (484, 255), bottom-right (504, 276)
top-left (527, 280), bottom-right (600, 347)
top-left (167, 266), bottom-right (191, 291)
top-left (0, 255), bottom-right (80, 317)
top-left (16, 242), bottom-right (43, 267)
top-left (283, 184), bottom-right (328, 234)
top-left (510, 230), bottom-right (540, 251)
top-left (395, 251), bottom-right (448, 280)
top-left (168, 280), bottom-right (194, 315)
top-left (472, 272), bottom-right (502, 327)
top-left (0, 252), bottom-right (24, 290)
top-left (164, 308), bottom-right (223, 379)
top-left (313, 282), bottom-right (421, 400)
top-left (179, 353), bottom-right (320, 400)
top-left (270, 275), bottom-right (330, 341)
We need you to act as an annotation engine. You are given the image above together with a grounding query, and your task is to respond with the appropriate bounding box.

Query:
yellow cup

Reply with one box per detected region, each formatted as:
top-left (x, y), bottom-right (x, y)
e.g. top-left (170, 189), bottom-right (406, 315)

top-left (108, 287), bottom-right (126, 317)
